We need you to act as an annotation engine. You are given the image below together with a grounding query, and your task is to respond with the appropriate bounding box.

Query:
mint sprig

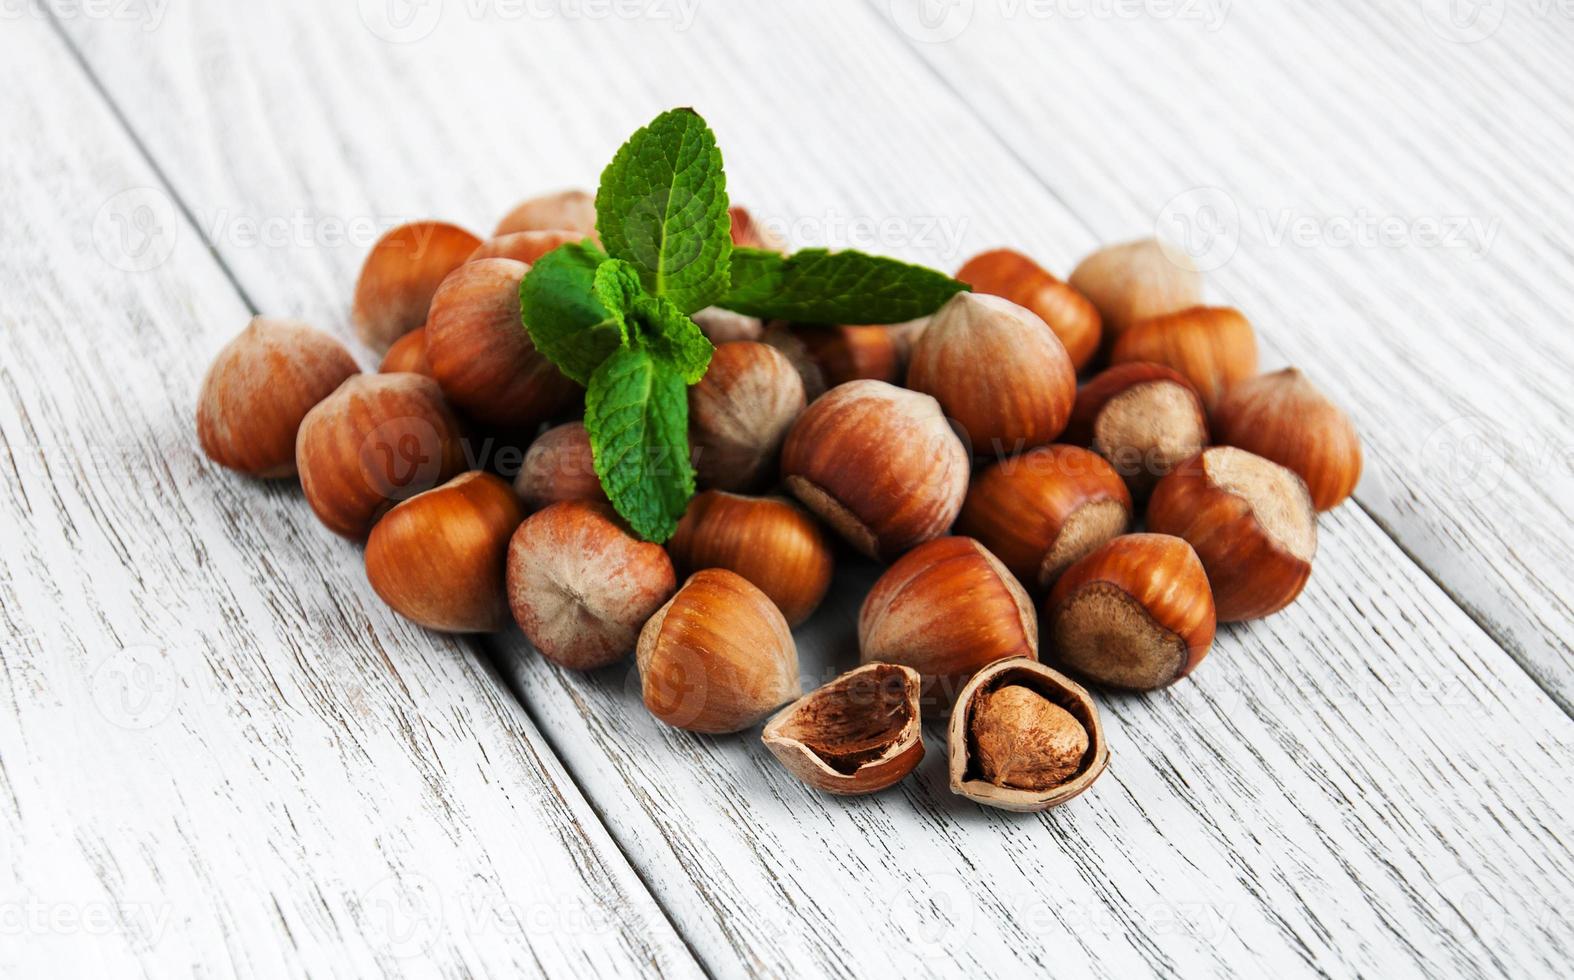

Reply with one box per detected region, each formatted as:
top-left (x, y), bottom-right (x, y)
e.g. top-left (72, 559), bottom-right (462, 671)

top-left (518, 107), bottom-right (968, 542)
top-left (719, 247), bottom-right (969, 324)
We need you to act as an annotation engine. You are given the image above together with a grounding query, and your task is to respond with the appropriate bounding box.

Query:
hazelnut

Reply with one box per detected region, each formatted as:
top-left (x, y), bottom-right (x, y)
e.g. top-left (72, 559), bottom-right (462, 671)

top-left (426, 258), bottom-right (578, 429)
top-left (1111, 305), bottom-right (1258, 410)
top-left (859, 536), bottom-right (1038, 714)
top-left (1146, 447), bottom-right (1317, 621)
top-left (1212, 368), bottom-right (1362, 510)
top-left (957, 249), bottom-right (1101, 372)
top-left (636, 569), bottom-right (800, 734)
top-left (468, 229), bottom-right (585, 265)
top-left (729, 205), bottom-right (787, 253)
top-left (1046, 533), bottom-right (1216, 690)
top-left (762, 322), bottom-right (903, 400)
top-left (352, 221), bottom-right (481, 352)
top-left (691, 307), bottom-right (764, 345)
top-left (1068, 237), bottom-right (1203, 342)
top-left (956, 444), bottom-right (1132, 590)
top-left (907, 292), bottom-right (1076, 457)
top-left (762, 663), bottom-right (923, 796)
top-left (365, 471), bottom-right (523, 633)
top-left (196, 316), bottom-right (359, 478)
top-left (781, 380), bottom-right (969, 561)
top-left (949, 657), bottom-right (1108, 812)
top-left (1066, 362), bottom-right (1209, 499)
top-left (667, 491), bottom-right (834, 626)
top-left (513, 422), bottom-right (606, 511)
top-left (379, 326), bottom-right (434, 377)
top-left (494, 189), bottom-right (597, 237)
top-left (295, 373), bottom-right (467, 538)
top-left (506, 500), bottom-right (677, 670)
top-left (689, 341), bottom-right (806, 491)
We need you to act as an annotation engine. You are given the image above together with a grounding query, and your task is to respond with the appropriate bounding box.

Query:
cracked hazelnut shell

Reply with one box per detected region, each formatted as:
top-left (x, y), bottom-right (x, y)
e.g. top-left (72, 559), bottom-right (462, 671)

top-left (1046, 533), bottom-right (1216, 690)
top-left (762, 663), bottom-right (923, 795)
top-left (1146, 447), bottom-right (1317, 621)
top-left (949, 657), bottom-right (1108, 812)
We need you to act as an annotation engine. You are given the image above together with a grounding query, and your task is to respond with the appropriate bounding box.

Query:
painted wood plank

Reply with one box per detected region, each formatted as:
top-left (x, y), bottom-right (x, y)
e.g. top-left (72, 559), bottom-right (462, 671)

top-left (0, 17), bottom-right (700, 980)
top-left (52, 2), bottom-right (1574, 977)
top-left (869, 0), bottom-right (1574, 708)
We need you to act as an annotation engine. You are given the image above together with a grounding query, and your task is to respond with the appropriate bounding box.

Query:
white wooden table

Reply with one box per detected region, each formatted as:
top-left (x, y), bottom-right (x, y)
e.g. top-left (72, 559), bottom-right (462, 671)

top-left (3, 2), bottom-right (1572, 976)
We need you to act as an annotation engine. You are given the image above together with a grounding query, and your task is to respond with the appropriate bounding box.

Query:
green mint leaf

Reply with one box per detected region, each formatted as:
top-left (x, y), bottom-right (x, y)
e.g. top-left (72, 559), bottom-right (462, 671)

top-left (520, 242), bottom-right (625, 385)
top-left (596, 108), bottom-right (732, 314)
top-left (593, 257), bottom-right (714, 383)
top-left (585, 345), bottom-right (694, 542)
top-left (719, 247), bottom-right (969, 324)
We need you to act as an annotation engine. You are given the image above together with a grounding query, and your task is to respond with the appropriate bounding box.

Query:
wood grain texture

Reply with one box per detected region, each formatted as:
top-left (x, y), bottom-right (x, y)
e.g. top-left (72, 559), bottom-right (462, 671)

top-left (49, 1), bottom-right (1574, 977)
top-left (0, 17), bottom-right (699, 980)
top-left (870, 0), bottom-right (1574, 708)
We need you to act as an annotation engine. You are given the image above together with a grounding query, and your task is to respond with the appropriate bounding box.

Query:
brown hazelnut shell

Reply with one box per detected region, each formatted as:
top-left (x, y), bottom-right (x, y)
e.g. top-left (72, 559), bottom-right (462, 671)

top-left (1212, 368), bottom-right (1362, 510)
top-left (426, 258), bottom-right (578, 428)
top-left (1068, 238), bottom-right (1203, 343)
top-left (729, 205), bottom-right (787, 253)
top-left (507, 500), bottom-right (676, 670)
top-left (859, 536), bottom-right (1039, 714)
top-left (379, 326), bottom-right (434, 377)
top-left (1146, 447), bottom-right (1317, 622)
top-left (762, 663), bottom-right (923, 796)
top-left (468, 229), bottom-right (586, 265)
top-left (956, 444), bottom-right (1133, 590)
top-left (365, 471), bottom-right (523, 633)
top-left (957, 248), bottom-right (1102, 372)
top-left (781, 380), bottom-right (970, 561)
top-left (949, 658), bottom-right (1108, 812)
top-left (495, 189), bottom-right (597, 237)
top-left (762, 322), bottom-right (903, 401)
top-left (197, 316), bottom-right (360, 478)
top-left (688, 341), bottom-right (806, 492)
top-left (295, 373), bottom-right (467, 539)
top-left (667, 491), bottom-right (834, 627)
top-left (514, 422), bottom-right (606, 511)
top-left (1111, 305), bottom-right (1258, 410)
top-left (1066, 362), bottom-right (1209, 500)
top-left (1046, 533), bottom-right (1216, 690)
top-left (637, 569), bottom-right (800, 734)
top-left (352, 221), bottom-right (481, 352)
top-left (907, 292), bottom-right (1076, 457)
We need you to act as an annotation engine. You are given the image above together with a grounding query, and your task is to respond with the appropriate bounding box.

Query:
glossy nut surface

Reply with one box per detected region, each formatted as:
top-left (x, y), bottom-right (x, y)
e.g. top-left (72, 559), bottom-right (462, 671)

top-left (365, 471), bottom-right (523, 633)
top-left (514, 422), bottom-right (606, 511)
top-left (506, 500), bottom-right (676, 670)
top-left (688, 341), bottom-right (806, 492)
top-left (1046, 533), bottom-right (1217, 690)
top-left (781, 380), bottom-right (969, 561)
top-left (379, 326), bottom-right (434, 377)
top-left (426, 258), bottom-right (578, 428)
top-left (295, 373), bottom-right (467, 539)
top-left (1212, 368), bottom-right (1362, 510)
top-left (958, 248), bottom-right (1102, 371)
top-left (197, 316), bottom-right (359, 478)
top-left (667, 491), bottom-right (834, 626)
top-left (637, 569), bottom-right (800, 734)
top-left (1146, 447), bottom-right (1317, 621)
top-left (352, 221), bottom-right (481, 352)
top-left (949, 658), bottom-right (1108, 812)
top-left (908, 292), bottom-right (1076, 457)
top-left (859, 536), bottom-right (1038, 715)
top-left (494, 189), bottom-right (597, 237)
top-left (957, 444), bottom-right (1132, 590)
top-left (468, 229), bottom-right (585, 265)
top-left (762, 323), bottom-right (903, 401)
top-left (1066, 362), bottom-right (1209, 499)
top-left (762, 663), bottom-right (923, 796)
top-left (1111, 305), bottom-right (1258, 410)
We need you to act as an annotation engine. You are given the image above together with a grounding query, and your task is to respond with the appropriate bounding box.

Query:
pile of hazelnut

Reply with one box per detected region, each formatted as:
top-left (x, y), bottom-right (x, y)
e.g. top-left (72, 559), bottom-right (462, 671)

top-left (196, 190), bottom-right (1361, 813)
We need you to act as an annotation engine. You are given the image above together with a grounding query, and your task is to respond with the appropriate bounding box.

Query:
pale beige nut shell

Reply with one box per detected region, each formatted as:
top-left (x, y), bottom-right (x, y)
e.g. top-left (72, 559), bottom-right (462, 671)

top-left (762, 663), bottom-right (923, 796)
top-left (948, 657), bottom-right (1108, 812)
